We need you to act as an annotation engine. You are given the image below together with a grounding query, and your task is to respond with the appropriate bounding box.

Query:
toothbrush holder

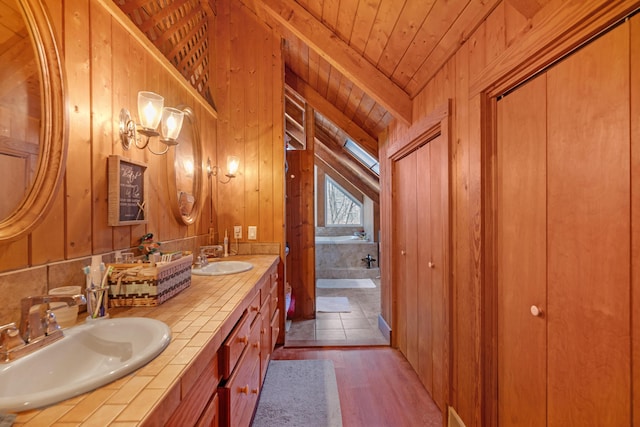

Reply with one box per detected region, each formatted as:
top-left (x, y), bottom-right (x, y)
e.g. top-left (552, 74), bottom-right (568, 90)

top-left (86, 286), bottom-right (109, 319)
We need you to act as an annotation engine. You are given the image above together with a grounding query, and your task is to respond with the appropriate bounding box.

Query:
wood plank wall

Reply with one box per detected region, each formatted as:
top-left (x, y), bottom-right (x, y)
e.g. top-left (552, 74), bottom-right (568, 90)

top-left (0, 0), bottom-right (286, 338)
top-left (379, 0), bottom-right (640, 425)
top-left (0, 0), bottom-right (216, 274)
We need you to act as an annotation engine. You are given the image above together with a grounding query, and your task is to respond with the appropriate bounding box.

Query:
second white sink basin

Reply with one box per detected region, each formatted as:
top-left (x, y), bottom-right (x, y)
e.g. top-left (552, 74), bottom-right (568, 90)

top-left (0, 317), bottom-right (171, 412)
top-left (192, 260), bottom-right (253, 276)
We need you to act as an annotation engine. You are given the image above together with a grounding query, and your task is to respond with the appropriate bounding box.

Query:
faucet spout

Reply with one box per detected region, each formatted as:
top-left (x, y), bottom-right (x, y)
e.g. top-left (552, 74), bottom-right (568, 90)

top-left (20, 294), bottom-right (86, 341)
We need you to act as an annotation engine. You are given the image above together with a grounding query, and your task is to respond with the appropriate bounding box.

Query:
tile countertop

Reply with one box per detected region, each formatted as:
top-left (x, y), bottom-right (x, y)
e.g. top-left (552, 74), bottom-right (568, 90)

top-left (11, 254), bottom-right (280, 427)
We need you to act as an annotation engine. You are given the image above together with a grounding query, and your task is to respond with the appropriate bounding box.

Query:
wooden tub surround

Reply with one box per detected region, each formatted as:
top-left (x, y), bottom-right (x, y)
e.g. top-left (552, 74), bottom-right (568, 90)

top-left (10, 254), bottom-right (281, 427)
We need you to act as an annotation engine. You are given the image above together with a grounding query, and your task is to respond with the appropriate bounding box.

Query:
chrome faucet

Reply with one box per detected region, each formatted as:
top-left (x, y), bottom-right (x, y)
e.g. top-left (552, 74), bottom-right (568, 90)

top-left (20, 294), bottom-right (86, 342)
top-left (0, 294), bottom-right (86, 362)
top-left (197, 245), bottom-right (223, 267)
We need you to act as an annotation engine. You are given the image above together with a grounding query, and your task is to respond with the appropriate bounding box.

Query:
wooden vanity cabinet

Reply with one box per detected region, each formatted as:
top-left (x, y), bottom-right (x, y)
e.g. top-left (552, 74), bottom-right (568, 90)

top-left (218, 263), bottom-right (280, 427)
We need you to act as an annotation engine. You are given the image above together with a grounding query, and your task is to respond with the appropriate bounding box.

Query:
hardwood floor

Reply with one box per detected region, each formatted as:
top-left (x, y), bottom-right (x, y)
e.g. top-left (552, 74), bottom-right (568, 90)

top-left (271, 346), bottom-right (443, 426)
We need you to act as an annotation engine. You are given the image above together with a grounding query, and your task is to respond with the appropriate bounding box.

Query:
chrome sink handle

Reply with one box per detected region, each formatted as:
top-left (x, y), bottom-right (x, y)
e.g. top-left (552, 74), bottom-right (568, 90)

top-left (0, 323), bottom-right (26, 362)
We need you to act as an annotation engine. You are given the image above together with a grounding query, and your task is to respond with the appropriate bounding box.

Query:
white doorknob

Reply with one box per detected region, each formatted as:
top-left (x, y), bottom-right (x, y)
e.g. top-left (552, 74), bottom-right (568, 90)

top-left (530, 305), bottom-right (543, 317)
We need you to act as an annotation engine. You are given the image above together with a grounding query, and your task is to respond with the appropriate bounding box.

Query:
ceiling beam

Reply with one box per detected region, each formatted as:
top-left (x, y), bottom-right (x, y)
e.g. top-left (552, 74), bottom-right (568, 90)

top-left (314, 139), bottom-right (379, 205)
top-left (255, 0), bottom-right (412, 125)
top-left (286, 71), bottom-right (379, 158)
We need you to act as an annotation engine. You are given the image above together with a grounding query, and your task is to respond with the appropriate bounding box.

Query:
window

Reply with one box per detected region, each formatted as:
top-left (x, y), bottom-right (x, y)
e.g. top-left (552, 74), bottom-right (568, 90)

top-left (325, 176), bottom-right (362, 225)
top-left (344, 139), bottom-right (379, 175)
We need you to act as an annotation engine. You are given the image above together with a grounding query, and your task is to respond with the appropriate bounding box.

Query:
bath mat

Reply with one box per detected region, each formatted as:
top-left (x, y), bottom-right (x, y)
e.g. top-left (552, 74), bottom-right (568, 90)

top-left (316, 296), bottom-right (351, 312)
top-left (252, 360), bottom-right (343, 427)
top-left (317, 278), bottom-right (376, 289)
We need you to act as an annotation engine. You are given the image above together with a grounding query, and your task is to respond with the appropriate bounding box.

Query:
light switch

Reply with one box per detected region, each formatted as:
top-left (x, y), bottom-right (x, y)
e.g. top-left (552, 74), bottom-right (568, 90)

top-left (234, 226), bottom-right (242, 239)
top-left (248, 226), bottom-right (257, 240)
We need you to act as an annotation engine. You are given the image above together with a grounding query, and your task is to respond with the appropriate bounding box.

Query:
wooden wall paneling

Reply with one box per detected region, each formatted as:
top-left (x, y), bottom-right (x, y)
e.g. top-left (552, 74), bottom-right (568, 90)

top-left (244, 7), bottom-right (260, 239)
top-left (111, 19), bottom-right (133, 250)
top-left (299, 104), bottom-right (315, 318)
top-left (127, 21), bottom-right (149, 248)
top-left (334, 0), bottom-right (357, 42)
top-left (29, 0), bottom-right (64, 265)
top-left (258, 18), bottom-right (275, 242)
top-left (497, 75), bottom-right (547, 427)
top-left (213, 0), bottom-right (230, 241)
top-left (223, 0), bottom-right (245, 235)
top-left (484, 2), bottom-right (506, 64)
top-left (62, 0), bottom-right (90, 257)
top-left (546, 24), bottom-right (631, 425)
top-left (451, 39), bottom-right (469, 416)
top-left (90, 1), bottom-right (114, 253)
top-left (144, 54), bottom-right (165, 243)
top-left (632, 12), bottom-right (640, 427)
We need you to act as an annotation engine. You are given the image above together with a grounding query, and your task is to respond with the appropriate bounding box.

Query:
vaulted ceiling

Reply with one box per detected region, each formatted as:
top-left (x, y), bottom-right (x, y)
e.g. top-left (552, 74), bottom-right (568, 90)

top-left (113, 0), bottom-right (552, 200)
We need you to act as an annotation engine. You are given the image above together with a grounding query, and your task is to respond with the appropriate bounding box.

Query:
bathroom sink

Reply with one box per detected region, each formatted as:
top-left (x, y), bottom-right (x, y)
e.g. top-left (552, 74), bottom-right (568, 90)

top-left (192, 260), bottom-right (253, 276)
top-left (0, 317), bottom-right (171, 412)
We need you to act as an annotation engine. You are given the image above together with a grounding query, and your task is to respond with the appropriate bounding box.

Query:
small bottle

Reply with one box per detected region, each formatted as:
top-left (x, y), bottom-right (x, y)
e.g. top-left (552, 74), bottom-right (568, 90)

top-left (223, 229), bottom-right (229, 257)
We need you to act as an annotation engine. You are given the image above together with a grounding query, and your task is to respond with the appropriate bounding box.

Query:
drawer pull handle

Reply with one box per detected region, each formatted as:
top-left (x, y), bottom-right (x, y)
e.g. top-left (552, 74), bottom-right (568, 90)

top-left (238, 336), bottom-right (248, 344)
top-left (251, 388), bottom-right (259, 394)
top-left (251, 305), bottom-right (259, 312)
top-left (253, 342), bottom-right (260, 348)
top-left (261, 328), bottom-right (267, 335)
top-left (239, 385), bottom-right (249, 394)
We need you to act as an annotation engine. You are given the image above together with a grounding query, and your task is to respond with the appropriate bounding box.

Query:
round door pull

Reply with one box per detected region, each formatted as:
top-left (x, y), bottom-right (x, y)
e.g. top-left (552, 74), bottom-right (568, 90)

top-left (530, 305), bottom-right (543, 317)
top-left (401, 250), bottom-right (406, 255)
top-left (428, 262), bottom-right (435, 268)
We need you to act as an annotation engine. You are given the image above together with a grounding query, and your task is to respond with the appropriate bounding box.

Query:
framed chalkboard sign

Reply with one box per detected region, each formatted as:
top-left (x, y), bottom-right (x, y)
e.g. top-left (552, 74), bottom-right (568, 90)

top-left (108, 155), bottom-right (148, 226)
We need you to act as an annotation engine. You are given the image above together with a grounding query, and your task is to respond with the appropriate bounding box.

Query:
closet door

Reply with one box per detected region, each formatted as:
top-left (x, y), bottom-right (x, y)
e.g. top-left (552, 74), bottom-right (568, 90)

top-left (546, 23), bottom-right (630, 425)
top-left (497, 74), bottom-right (547, 427)
top-left (497, 20), bottom-right (631, 426)
top-left (393, 134), bottom-right (448, 410)
top-left (393, 150), bottom-right (418, 366)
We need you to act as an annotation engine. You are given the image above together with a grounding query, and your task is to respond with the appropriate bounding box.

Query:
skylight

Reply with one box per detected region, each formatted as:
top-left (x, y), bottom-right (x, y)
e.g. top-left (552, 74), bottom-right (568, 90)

top-left (344, 139), bottom-right (379, 176)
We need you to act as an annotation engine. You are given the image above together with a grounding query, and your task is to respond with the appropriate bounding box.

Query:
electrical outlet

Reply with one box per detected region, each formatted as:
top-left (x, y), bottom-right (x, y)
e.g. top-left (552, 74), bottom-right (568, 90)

top-left (248, 226), bottom-right (257, 240)
top-left (234, 225), bottom-right (242, 239)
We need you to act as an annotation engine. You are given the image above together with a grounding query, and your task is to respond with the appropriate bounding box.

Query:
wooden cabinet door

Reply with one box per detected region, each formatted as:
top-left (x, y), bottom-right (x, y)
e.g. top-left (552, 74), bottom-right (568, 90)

top-left (497, 74), bottom-right (548, 427)
top-left (393, 150), bottom-right (417, 364)
top-left (497, 20), bottom-right (631, 426)
top-left (393, 133), bottom-right (448, 410)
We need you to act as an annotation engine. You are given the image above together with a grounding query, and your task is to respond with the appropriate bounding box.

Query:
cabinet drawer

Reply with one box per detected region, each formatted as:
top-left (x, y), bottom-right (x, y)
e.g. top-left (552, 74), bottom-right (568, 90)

top-left (259, 273), bottom-right (271, 307)
top-left (196, 393), bottom-right (219, 427)
top-left (220, 311), bottom-right (250, 379)
top-left (260, 309), bottom-right (271, 386)
top-left (247, 290), bottom-right (261, 327)
top-left (219, 322), bottom-right (261, 427)
top-left (269, 282), bottom-right (278, 318)
top-left (270, 308), bottom-right (280, 351)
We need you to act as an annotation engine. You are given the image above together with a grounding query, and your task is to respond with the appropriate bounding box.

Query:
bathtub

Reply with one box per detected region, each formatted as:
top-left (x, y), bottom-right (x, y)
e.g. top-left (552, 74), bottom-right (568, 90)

top-left (315, 235), bottom-right (379, 279)
top-left (315, 235), bottom-right (364, 243)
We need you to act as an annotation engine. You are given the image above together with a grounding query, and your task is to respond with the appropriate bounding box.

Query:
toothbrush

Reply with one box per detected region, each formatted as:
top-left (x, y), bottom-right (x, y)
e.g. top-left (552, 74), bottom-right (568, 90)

top-left (93, 266), bottom-right (113, 318)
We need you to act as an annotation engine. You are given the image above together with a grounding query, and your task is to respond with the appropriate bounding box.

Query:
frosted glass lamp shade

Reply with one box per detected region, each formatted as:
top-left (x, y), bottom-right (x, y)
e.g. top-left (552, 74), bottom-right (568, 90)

top-left (227, 156), bottom-right (240, 177)
top-left (161, 107), bottom-right (184, 141)
top-left (138, 91), bottom-right (164, 130)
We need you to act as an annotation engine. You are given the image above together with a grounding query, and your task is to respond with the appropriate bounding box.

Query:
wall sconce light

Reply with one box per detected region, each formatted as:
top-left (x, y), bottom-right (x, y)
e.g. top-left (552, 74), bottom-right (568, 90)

top-left (119, 91), bottom-right (185, 155)
top-left (207, 156), bottom-right (240, 184)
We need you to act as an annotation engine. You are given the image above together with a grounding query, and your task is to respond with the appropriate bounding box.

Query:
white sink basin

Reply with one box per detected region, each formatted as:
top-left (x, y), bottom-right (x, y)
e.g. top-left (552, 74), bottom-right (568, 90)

top-left (0, 317), bottom-right (171, 412)
top-left (192, 260), bottom-right (253, 276)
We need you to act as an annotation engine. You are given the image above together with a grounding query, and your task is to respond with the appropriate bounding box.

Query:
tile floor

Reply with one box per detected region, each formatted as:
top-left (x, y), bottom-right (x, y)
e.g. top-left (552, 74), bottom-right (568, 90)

top-left (285, 277), bottom-right (389, 347)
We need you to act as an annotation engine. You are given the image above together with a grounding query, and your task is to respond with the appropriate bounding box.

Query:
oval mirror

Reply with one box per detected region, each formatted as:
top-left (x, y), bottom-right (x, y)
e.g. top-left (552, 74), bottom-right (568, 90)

top-left (168, 106), bottom-right (203, 225)
top-left (0, 0), bottom-right (67, 241)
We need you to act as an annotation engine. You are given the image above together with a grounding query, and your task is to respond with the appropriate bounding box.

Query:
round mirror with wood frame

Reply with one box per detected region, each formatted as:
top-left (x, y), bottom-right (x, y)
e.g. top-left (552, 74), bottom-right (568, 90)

top-left (167, 106), bottom-right (203, 225)
top-left (0, 0), bottom-right (67, 242)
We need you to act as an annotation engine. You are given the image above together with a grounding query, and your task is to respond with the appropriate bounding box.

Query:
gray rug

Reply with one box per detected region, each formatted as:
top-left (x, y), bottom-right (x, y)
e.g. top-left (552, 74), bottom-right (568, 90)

top-left (252, 360), bottom-right (343, 427)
